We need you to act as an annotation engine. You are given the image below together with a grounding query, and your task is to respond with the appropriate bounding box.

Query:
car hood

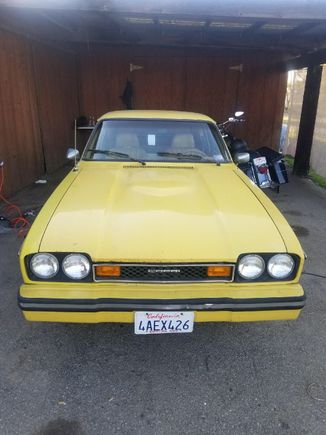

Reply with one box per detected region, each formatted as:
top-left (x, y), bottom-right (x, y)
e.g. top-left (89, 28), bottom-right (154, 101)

top-left (39, 162), bottom-right (286, 262)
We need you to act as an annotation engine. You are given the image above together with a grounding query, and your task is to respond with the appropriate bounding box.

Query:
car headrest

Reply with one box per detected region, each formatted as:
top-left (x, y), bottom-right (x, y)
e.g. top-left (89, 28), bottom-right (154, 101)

top-left (115, 133), bottom-right (140, 148)
top-left (170, 133), bottom-right (195, 151)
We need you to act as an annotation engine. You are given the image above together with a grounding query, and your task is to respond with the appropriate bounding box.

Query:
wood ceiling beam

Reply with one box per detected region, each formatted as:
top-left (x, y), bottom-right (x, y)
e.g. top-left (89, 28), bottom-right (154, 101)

top-left (0, 19), bottom-right (76, 53)
top-left (243, 20), bottom-right (266, 34)
top-left (0, 5), bottom-right (325, 54)
top-left (0, 5), bottom-right (77, 41)
top-left (285, 48), bottom-right (326, 69)
top-left (37, 11), bottom-right (75, 34)
top-left (285, 20), bottom-right (324, 36)
top-left (128, 25), bottom-right (324, 52)
top-left (2, 1), bottom-right (326, 21)
top-left (103, 13), bottom-right (142, 43)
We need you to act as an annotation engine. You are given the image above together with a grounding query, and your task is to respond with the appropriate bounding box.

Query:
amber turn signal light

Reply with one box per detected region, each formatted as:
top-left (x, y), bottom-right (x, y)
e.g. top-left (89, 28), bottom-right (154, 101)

top-left (95, 265), bottom-right (121, 277)
top-left (207, 265), bottom-right (232, 277)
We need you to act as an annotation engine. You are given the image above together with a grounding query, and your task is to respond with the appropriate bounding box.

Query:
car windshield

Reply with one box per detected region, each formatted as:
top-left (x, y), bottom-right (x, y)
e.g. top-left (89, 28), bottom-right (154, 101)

top-left (83, 120), bottom-right (231, 164)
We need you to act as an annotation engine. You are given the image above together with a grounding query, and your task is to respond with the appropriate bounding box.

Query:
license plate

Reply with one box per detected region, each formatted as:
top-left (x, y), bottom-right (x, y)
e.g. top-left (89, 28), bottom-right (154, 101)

top-left (134, 311), bottom-right (194, 335)
top-left (253, 156), bottom-right (267, 166)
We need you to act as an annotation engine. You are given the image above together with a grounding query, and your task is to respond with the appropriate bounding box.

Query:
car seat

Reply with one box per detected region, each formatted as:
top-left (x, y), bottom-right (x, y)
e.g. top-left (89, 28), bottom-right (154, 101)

top-left (113, 133), bottom-right (144, 160)
top-left (169, 133), bottom-right (196, 154)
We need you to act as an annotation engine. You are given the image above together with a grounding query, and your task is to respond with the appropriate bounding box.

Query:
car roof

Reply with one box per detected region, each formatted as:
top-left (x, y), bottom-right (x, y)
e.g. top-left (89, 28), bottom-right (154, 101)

top-left (98, 110), bottom-right (216, 123)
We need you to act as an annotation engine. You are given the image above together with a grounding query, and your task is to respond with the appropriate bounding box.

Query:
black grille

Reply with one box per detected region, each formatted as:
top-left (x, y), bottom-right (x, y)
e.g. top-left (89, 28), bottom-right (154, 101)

top-left (94, 264), bottom-right (234, 282)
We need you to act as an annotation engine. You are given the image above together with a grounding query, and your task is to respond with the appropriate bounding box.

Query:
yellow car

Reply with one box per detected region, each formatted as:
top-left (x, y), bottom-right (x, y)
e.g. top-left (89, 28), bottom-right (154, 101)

top-left (18, 110), bottom-right (305, 334)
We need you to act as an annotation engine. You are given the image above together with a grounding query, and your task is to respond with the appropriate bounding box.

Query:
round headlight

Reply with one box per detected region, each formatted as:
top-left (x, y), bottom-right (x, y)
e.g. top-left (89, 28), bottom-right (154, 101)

top-left (238, 254), bottom-right (265, 280)
top-left (267, 254), bottom-right (294, 279)
top-left (62, 254), bottom-right (90, 279)
top-left (30, 253), bottom-right (59, 279)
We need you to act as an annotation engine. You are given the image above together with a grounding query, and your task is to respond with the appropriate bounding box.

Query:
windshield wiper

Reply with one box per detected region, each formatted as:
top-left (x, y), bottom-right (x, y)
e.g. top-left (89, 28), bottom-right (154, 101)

top-left (157, 152), bottom-right (216, 163)
top-left (87, 149), bottom-right (145, 165)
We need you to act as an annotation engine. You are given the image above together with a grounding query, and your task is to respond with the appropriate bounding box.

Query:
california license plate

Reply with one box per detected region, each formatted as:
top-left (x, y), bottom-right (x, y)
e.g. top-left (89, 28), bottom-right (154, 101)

top-left (134, 311), bottom-right (194, 335)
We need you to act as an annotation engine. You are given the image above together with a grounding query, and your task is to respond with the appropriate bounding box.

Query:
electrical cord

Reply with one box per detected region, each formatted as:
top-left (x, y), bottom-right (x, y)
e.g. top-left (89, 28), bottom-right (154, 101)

top-left (0, 165), bottom-right (30, 237)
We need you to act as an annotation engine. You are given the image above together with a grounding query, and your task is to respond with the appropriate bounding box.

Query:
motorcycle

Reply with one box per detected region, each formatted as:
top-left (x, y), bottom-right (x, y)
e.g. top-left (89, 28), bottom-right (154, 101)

top-left (218, 112), bottom-right (288, 192)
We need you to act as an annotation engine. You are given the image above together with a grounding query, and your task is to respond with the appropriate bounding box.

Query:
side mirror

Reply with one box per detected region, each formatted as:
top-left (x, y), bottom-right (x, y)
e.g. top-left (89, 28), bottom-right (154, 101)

top-left (235, 111), bottom-right (244, 118)
top-left (234, 152), bottom-right (250, 164)
top-left (66, 148), bottom-right (80, 160)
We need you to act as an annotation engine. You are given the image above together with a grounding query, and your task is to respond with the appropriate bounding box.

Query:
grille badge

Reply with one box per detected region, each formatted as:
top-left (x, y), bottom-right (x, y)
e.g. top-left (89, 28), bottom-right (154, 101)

top-left (147, 268), bottom-right (181, 274)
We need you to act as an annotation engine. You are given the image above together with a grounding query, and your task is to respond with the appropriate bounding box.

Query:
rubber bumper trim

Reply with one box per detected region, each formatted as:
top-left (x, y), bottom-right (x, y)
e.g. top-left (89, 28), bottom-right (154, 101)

top-left (18, 295), bottom-right (306, 312)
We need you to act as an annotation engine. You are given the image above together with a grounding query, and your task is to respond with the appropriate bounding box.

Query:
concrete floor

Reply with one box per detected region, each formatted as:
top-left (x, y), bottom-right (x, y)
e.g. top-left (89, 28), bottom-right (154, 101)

top-left (0, 169), bottom-right (326, 435)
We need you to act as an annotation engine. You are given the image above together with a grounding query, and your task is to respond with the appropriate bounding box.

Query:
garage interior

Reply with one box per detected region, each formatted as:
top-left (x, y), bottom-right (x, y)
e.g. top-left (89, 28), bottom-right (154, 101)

top-left (1, 0), bottom-right (326, 196)
top-left (1, 3), bottom-right (326, 434)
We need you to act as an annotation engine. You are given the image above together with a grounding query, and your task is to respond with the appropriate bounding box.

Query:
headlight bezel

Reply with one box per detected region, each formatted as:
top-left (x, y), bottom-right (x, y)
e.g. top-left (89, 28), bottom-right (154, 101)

top-left (26, 252), bottom-right (93, 282)
top-left (235, 253), bottom-right (300, 282)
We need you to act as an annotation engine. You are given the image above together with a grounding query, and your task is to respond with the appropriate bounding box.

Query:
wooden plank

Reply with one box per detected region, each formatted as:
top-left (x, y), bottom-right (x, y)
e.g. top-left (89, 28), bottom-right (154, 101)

top-left (31, 41), bottom-right (80, 173)
top-left (256, 58), bottom-right (284, 150)
top-left (293, 64), bottom-right (323, 176)
top-left (0, 6), bottom-right (76, 43)
top-left (132, 55), bottom-right (185, 110)
top-left (1, 6), bottom-right (325, 54)
top-left (78, 45), bottom-right (129, 117)
top-left (4, 1), bottom-right (326, 20)
top-left (236, 54), bottom-right (264, 148)
top-left (227, 52), bottom-right (286, 149)
top-left (285, 48), bottom-right (326, 70)
top-left (0, 37), bottom-right (288, 196)
top-left (184, 54), bottom-right (239, 123)
top-left (0, 29), bottom-right (43, 196)
top-left (77, 45), bottom-right (287, 150)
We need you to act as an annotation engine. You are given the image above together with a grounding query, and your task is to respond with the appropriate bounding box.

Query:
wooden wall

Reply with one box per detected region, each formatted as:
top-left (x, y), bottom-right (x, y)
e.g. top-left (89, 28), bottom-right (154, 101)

top-left (0, 30), bottom-right (79, 196)
top-left (0, 37), bottom-right (287, 196)
top-left (78, 45), bottom-right (287, 150)
top-left (31, 43), bottom-right (79, 174)
top-left (0, 29), bottom-right (43, 197)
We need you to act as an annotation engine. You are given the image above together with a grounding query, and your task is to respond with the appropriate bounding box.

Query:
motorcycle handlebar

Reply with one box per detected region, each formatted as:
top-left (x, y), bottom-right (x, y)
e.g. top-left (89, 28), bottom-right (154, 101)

top-left (218, 118), bottom-right (246, 128)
